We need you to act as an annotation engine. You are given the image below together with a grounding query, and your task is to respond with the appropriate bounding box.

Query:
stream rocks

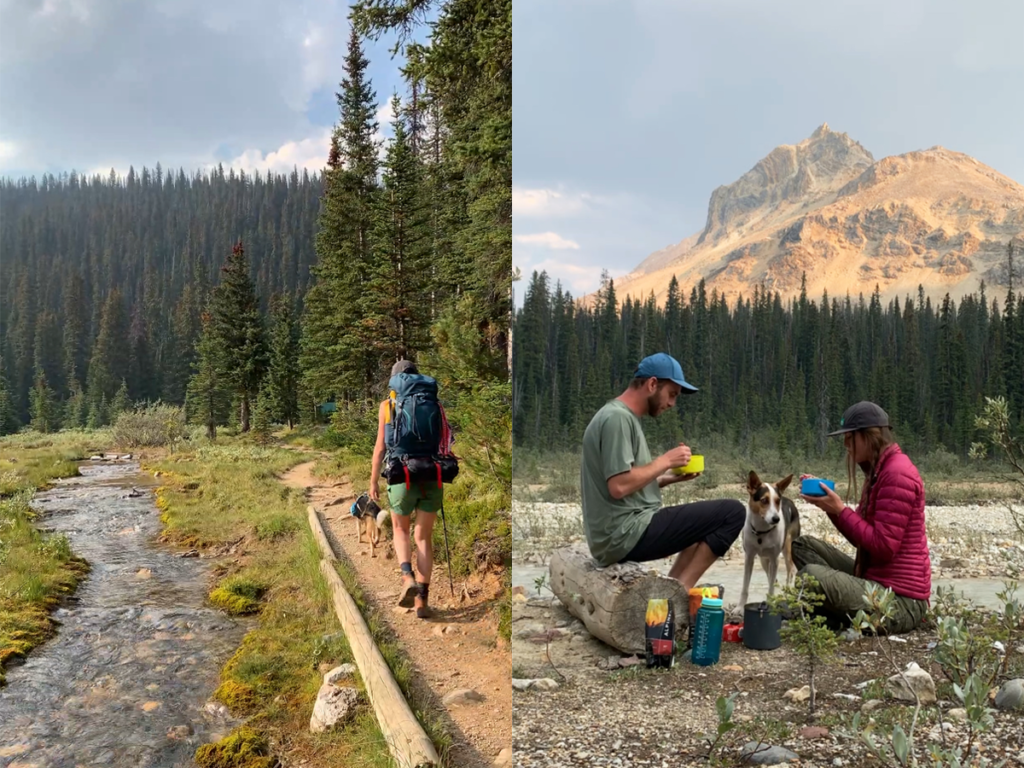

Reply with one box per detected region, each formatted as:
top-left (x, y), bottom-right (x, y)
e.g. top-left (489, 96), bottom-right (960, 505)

top-left (994, 678), bottom-right (1024, 710)
top-left (740, 742), bottom-right (800, 765)
top-left (885, 661), bottom-right (936, 704)
top-left (310, 665), bottom-right (361, 733)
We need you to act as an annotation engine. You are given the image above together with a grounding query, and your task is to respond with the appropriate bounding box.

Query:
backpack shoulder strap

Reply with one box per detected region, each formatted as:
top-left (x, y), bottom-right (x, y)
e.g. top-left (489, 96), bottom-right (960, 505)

top-left (384, 392), bottom-right (396, 424)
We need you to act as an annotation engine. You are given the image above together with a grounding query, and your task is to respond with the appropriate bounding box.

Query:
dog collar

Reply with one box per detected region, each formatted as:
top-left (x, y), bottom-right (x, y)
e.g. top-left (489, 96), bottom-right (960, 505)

top-left (748, 519), bottom-right (779, 536)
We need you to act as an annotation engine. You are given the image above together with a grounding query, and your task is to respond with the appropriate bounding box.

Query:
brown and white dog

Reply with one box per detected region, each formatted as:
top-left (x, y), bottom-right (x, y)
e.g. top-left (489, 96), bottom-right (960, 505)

top-left (737, 471), bottom-right (801, 610)
top-left (351, 493), bottom-right (382, 558)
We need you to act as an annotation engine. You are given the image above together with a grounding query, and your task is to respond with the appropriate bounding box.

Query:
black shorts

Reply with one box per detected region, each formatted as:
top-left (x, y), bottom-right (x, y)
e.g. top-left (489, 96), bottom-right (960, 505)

top-left (622, 498), bottom-right (745, 562)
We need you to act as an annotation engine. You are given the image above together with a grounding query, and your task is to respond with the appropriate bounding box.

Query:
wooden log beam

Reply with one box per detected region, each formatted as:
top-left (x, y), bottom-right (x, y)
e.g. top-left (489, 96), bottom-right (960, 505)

top-left (549, 543), bottom-right (687, 654)
top-left (308, 505), bottom-right (439, 768)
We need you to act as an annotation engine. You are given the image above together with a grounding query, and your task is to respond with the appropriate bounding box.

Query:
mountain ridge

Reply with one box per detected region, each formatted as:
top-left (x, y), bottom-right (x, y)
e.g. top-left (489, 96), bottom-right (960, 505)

top-left (607, 124), bottom-right (1024, 306)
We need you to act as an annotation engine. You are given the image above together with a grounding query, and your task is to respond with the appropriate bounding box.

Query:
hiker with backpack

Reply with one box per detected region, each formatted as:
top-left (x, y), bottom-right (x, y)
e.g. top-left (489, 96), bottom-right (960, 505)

top-left (370, 360), bottom-right (459, 619)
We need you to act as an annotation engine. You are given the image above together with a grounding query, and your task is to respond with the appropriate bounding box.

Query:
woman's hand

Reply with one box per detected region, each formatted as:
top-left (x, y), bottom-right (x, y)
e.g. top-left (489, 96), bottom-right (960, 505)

top-left (799, 483), bottom-right (845, 516)
top-left (369, 479), bottom-right (381, 502)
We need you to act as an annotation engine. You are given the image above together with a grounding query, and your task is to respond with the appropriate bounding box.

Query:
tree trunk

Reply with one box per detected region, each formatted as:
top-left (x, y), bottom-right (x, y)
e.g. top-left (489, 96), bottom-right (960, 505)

top-left (241, 392), bottom-right (250, 432)
top-left (549, 543), bottom-right (687, 654)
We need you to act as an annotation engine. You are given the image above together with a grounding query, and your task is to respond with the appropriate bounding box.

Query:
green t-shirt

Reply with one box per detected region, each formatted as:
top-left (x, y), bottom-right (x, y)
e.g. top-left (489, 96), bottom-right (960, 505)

top-left (580, 399), bottom-right (662, 565)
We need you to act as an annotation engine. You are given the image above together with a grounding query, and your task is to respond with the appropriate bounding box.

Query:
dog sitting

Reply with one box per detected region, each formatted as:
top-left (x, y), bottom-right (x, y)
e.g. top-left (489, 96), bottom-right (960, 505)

top-left (350, 493), bottom-right (382, 558)
top-left (737, 471), bottom-right (801, 610)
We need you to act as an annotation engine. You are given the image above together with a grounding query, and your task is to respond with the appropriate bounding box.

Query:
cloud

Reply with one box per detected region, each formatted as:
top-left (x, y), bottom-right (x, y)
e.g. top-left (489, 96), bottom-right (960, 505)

top-left (0, 0), bottom-right (354, 175)
top-left (0, 139), bottom-right (17, 164)
top-left (221, 128), bottom-right (332, 174)
top-left (514, 232), bottom-right (581, 250)
top-left (518, 258), bottom-right (625, 297)
top-left (512, 186), bottom-right (596, 218)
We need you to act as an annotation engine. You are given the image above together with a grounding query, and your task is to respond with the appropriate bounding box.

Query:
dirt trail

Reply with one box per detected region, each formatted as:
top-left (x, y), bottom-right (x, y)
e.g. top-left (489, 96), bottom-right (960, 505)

top-left (280, 459), bottom-right (511, 768)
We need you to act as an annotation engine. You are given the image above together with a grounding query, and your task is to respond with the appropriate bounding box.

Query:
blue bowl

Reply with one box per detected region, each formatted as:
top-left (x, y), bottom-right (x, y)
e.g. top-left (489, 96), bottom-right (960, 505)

top-left (801, 478), bottom-right (835, 497)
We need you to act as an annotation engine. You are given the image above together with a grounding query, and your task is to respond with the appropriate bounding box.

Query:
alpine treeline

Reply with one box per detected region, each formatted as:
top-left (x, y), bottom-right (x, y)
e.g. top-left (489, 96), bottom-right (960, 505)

top-left (512, 260), bottom-right (1024, 458)
top-left (1, 0), bottom-right (512, 486)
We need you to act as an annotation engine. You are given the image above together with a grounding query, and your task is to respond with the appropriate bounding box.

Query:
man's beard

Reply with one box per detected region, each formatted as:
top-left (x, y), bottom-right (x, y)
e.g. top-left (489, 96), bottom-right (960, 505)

top-left (646, 393), bottom-right (661, 418)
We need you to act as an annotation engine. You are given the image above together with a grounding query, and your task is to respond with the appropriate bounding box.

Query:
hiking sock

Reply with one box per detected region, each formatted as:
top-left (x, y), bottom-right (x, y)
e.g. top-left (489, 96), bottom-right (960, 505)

top-left (400, 562), bottom-right (413, 576)
top-left (417, 581), bottom-right (429, 601)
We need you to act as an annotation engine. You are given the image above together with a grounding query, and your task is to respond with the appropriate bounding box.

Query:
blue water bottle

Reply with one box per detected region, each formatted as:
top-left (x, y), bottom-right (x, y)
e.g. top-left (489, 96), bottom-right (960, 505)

top-left (691, 596), bottom-right (725, 666)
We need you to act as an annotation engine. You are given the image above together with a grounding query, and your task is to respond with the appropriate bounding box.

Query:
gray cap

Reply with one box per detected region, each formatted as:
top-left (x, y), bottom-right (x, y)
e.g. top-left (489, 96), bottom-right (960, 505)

top-left (391, 359), bottom-right (418, 376)
top-left (828, 401), bottom-right (890, 436)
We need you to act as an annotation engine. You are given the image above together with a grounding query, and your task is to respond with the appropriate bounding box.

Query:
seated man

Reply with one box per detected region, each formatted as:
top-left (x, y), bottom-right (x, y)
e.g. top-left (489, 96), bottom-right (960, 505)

top-left (580, 353), bottom-right (745, 591)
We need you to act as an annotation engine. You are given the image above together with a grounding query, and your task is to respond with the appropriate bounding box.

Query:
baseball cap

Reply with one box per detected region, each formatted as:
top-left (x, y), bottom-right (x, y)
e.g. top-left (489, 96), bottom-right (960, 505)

top-left (633, 353), bottom-right (699, 394)
top-left (391, 359), bottom-right (418, 376)
top-left (828, 401), bottom-right (890, 436)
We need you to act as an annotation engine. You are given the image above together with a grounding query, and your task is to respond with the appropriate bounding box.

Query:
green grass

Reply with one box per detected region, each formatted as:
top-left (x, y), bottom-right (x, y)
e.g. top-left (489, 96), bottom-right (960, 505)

top-left (0, 430), bottom-right (109, 685)
top-left (513, 436), bottom-right (1024, 508)
top-left (148, 438), bottom-right (431, 768)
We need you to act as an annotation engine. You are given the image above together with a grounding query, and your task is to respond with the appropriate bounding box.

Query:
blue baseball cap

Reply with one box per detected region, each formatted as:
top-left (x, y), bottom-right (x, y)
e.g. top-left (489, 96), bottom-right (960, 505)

top-left (634, 353), bottom-right (699, 393)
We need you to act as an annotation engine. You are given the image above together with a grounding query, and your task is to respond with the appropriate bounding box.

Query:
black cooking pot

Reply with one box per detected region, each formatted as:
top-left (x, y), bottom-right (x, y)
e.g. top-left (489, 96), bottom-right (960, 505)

top-left (741, 601), bottom-right (781, 650)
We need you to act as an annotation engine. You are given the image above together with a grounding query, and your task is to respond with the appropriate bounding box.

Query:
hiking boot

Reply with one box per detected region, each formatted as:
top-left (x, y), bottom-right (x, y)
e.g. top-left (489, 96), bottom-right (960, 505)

top-left (415, 582), bottom-right (432, 619)
top-left (414, 594), bottom-right (433, 619)
top-left (398, 576), bottom-right (418, 608)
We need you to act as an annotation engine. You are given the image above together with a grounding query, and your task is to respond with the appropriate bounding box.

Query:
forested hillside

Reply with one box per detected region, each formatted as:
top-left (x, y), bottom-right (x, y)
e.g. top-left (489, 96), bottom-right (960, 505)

top-left (513, 262), bottom-right (1024, 458)
top-left (1, 0), bottom-right (512, 478)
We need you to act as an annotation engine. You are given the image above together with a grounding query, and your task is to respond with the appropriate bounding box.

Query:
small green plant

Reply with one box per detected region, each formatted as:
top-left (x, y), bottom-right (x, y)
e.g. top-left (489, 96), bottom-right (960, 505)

top-left (843, 582), bottom-right (1019, 767)
top-left (704, 692), bottom-right (738, 763)
top-left (767, 573), bottom-right (838, 718)
top-left (970, 396), bottom-right (1024, 540)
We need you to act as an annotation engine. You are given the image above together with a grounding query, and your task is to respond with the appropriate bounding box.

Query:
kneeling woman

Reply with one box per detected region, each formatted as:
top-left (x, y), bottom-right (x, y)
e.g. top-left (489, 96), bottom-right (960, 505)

top-left (796, 401), bottom-right (931, 634)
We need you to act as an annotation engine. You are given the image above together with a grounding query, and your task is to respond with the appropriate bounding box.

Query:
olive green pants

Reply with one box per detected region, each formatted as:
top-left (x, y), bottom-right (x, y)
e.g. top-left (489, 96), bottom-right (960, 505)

top-left (792, 536), bottom-right (929, 634)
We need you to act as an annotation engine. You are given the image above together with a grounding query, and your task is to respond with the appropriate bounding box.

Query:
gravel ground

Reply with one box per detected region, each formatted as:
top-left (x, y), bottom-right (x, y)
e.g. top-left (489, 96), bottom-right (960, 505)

top-left (513, 500), bottom-right (1024, 580)
top-left (511, 595), bottom-right (1024, 768)
top-left (512, 498), bottom-right (1024, 766)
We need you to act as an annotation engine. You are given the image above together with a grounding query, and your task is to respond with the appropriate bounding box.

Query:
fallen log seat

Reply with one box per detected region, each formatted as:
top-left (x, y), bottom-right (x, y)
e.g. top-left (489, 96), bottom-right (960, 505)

top-left (549, 543), bottom-right (687, 654)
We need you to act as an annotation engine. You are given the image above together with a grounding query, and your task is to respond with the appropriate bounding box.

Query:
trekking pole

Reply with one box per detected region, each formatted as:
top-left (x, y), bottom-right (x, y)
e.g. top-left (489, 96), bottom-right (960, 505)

top-left (440, 500), bottom-right (455, 597)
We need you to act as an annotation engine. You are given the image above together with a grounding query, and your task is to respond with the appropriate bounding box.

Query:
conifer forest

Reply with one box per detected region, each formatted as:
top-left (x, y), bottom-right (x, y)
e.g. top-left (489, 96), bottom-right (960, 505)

top-left (512, 265), bottom-right (1024, 458)
top-left (1, 0), bottom-right (512, 486)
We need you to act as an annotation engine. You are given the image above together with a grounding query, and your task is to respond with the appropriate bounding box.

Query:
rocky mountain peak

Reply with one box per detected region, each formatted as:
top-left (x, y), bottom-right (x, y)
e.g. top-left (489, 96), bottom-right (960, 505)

top-left (697, 124), bottom-right (875, 245)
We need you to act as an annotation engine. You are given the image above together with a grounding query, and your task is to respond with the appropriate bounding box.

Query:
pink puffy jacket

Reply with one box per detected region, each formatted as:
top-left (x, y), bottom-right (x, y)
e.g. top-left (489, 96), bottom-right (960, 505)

top-left (832, 444), bottom-right (932, 601)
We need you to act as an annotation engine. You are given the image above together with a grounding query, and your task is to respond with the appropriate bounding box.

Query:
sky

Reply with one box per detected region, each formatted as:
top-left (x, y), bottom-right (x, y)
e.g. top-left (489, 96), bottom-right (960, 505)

top-left (512, 0), bottom-right (1024, 304)
top-left (0, 0), bottom-right (427, 181)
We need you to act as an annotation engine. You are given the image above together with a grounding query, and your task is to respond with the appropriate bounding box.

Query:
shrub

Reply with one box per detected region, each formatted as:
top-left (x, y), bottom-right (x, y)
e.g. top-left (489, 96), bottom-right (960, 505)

top-left (112, 403), bottom-right (189, 448)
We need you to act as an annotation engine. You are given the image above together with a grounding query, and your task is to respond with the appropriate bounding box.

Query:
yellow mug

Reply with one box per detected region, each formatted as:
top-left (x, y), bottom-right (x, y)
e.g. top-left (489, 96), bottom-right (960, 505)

top-left (672, 454), bottom-right (704, 475)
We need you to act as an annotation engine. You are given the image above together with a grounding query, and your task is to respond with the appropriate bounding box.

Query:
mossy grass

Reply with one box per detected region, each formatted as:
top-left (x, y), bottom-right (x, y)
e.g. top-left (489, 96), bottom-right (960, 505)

top-left (148, 437), bottom-right (442, 767)
top-left (0, 430), bottom-right (108, 684)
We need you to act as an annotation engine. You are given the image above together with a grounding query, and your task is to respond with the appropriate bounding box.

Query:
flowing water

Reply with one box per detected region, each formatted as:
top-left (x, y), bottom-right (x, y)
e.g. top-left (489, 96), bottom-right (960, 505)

top-left (0, 461), bottom-right (248, 767)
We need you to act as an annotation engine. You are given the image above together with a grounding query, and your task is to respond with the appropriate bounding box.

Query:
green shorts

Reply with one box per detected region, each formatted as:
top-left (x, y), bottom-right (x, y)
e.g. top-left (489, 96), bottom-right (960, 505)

top-left (387, 482), bottom-right (444, 515)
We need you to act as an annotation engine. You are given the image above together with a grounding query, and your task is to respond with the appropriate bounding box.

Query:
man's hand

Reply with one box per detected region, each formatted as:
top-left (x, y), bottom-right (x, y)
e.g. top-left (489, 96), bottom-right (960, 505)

top-left (799, 483), bottom-right (844, 516)
top-left (369, 480), bottom-right (381, 503)
top-left (658, 470), bottom-right (701, 488)
top-left (659, 443), bottom-right (692, 470)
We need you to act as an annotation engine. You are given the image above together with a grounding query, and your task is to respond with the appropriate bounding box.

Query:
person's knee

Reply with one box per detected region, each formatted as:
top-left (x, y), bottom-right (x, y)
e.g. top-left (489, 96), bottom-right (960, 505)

top-left (392, 512), bottom-right (411, 531)
top-left (723, 499), bottom-right (745, 534)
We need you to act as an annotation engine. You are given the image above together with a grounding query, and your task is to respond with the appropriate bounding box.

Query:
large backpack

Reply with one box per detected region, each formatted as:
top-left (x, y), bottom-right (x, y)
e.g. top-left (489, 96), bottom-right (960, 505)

top-left (382, 373), bottom-right (458, 487)
top-left (384, 373), bottom-right (455, 457)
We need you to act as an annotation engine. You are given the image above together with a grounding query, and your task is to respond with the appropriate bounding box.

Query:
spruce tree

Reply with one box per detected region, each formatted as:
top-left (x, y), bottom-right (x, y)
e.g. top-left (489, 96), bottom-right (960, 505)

top-left (29, 370), bottom-right (59, 433)
top-left (266, 294), bottom-right (300, 428)
top-left (86, 289), bottom-right (131, 420)
top-left (187, 310), bottom-right (231, 439)
top-left (110, 379), bottom-right (132, 421)
top-left (0, 359), bottom-right (20, 436)
top-left (63, 378), bottom-right (87, 430)
top-left (210, 241), bottom-right (267, 432)
top-left (301, 26), bottom-right (381, 403)
top-left (365, 94), bottom-right (432, 366)
top-left (251, 387), bottom-right (273, 446)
